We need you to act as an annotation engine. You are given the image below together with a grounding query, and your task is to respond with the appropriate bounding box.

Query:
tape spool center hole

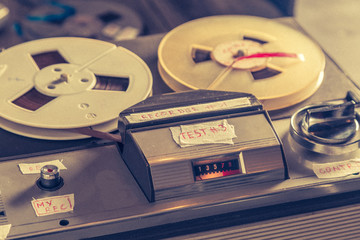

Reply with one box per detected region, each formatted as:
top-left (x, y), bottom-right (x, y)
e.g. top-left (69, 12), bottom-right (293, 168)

top-left (34, 63), bottom-right (96, 97)
top-left (212, 40), bottom-right (266, 70)
top-left (233, 50), bottom-right (245, 59)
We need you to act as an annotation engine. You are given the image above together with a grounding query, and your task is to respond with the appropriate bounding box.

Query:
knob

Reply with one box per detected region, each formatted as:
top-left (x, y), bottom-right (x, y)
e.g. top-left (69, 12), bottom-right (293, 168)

top-left (290, 101), bottom-right (360, 155)
top-left (301, 101), bottom-right (356, 144)
top-left (36, 165), bottom-right (64, 191)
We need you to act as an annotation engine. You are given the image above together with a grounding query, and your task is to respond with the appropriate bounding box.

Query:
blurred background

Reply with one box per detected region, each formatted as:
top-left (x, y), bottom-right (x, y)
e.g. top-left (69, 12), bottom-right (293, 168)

top-left (0, 0), bottom-right (358, 84)
top-left (0, 0), bottom-right (294, 47)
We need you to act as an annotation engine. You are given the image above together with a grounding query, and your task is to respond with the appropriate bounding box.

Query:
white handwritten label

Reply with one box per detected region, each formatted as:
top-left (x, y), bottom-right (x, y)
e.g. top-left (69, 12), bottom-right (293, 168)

top-left (126, 98), bottom-right (251, 123)
top-left (31, 194), bottom-right (74, 217)
top-left (18, 160), bottom-right (67, 174)
top-left (313, 159), bottom-right (360, 178)
top-left (170, 119), bottom-right (237, 147)
top-left (0, 224), bottom-right (11, 240)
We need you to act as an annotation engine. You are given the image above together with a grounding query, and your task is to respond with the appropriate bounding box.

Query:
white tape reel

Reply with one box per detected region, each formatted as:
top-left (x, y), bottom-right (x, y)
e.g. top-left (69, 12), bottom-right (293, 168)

top-left (158, 15), bottom-right (325, 110)
top-left (0, 37), bottom-right (152, 139)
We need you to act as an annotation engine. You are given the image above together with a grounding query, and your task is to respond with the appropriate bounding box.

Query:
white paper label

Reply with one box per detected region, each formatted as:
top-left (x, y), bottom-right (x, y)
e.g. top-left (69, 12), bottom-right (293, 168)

top-left (0, 224), bottom-right (11, 240)
top-left (126, 98), bottom-right (251, 123)
top-left (31, 194), bottom-right (74, 217)
top-left (170, 119), bottom-right (237, 147)
top-left (313, 159), bottom-right (360, 178)
top-left (18, 160), bottom-right (67, 174)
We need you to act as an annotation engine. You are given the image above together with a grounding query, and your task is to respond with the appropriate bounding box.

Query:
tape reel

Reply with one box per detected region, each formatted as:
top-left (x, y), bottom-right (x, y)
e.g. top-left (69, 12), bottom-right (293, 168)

top-left (20, 0), bottom-right (143, 42)
top-left (0, 37), bottom-right (152, 140)
top-left (158, 15), bottom-right (325, 110)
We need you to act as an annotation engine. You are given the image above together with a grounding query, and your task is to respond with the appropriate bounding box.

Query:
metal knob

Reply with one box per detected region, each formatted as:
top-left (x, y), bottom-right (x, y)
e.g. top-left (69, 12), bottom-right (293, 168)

top-left (290, 101), bottom-right (360, 155)
top-left (301, 101), bottom-right (357, 144)
top-left (36, 165), bottom-right (64, 191)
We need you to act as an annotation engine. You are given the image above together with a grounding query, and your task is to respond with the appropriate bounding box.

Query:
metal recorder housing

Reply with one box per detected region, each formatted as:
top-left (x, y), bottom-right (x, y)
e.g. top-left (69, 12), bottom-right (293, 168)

top-left (118, 90), bottom-right (287, 202)
top-left (1, 17), bottom-right (360, 239)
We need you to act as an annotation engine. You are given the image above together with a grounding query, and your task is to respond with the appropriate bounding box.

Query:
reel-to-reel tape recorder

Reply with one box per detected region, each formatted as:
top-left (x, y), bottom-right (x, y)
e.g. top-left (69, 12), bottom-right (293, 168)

top-left (1, 15), bottom-right (360, 239)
